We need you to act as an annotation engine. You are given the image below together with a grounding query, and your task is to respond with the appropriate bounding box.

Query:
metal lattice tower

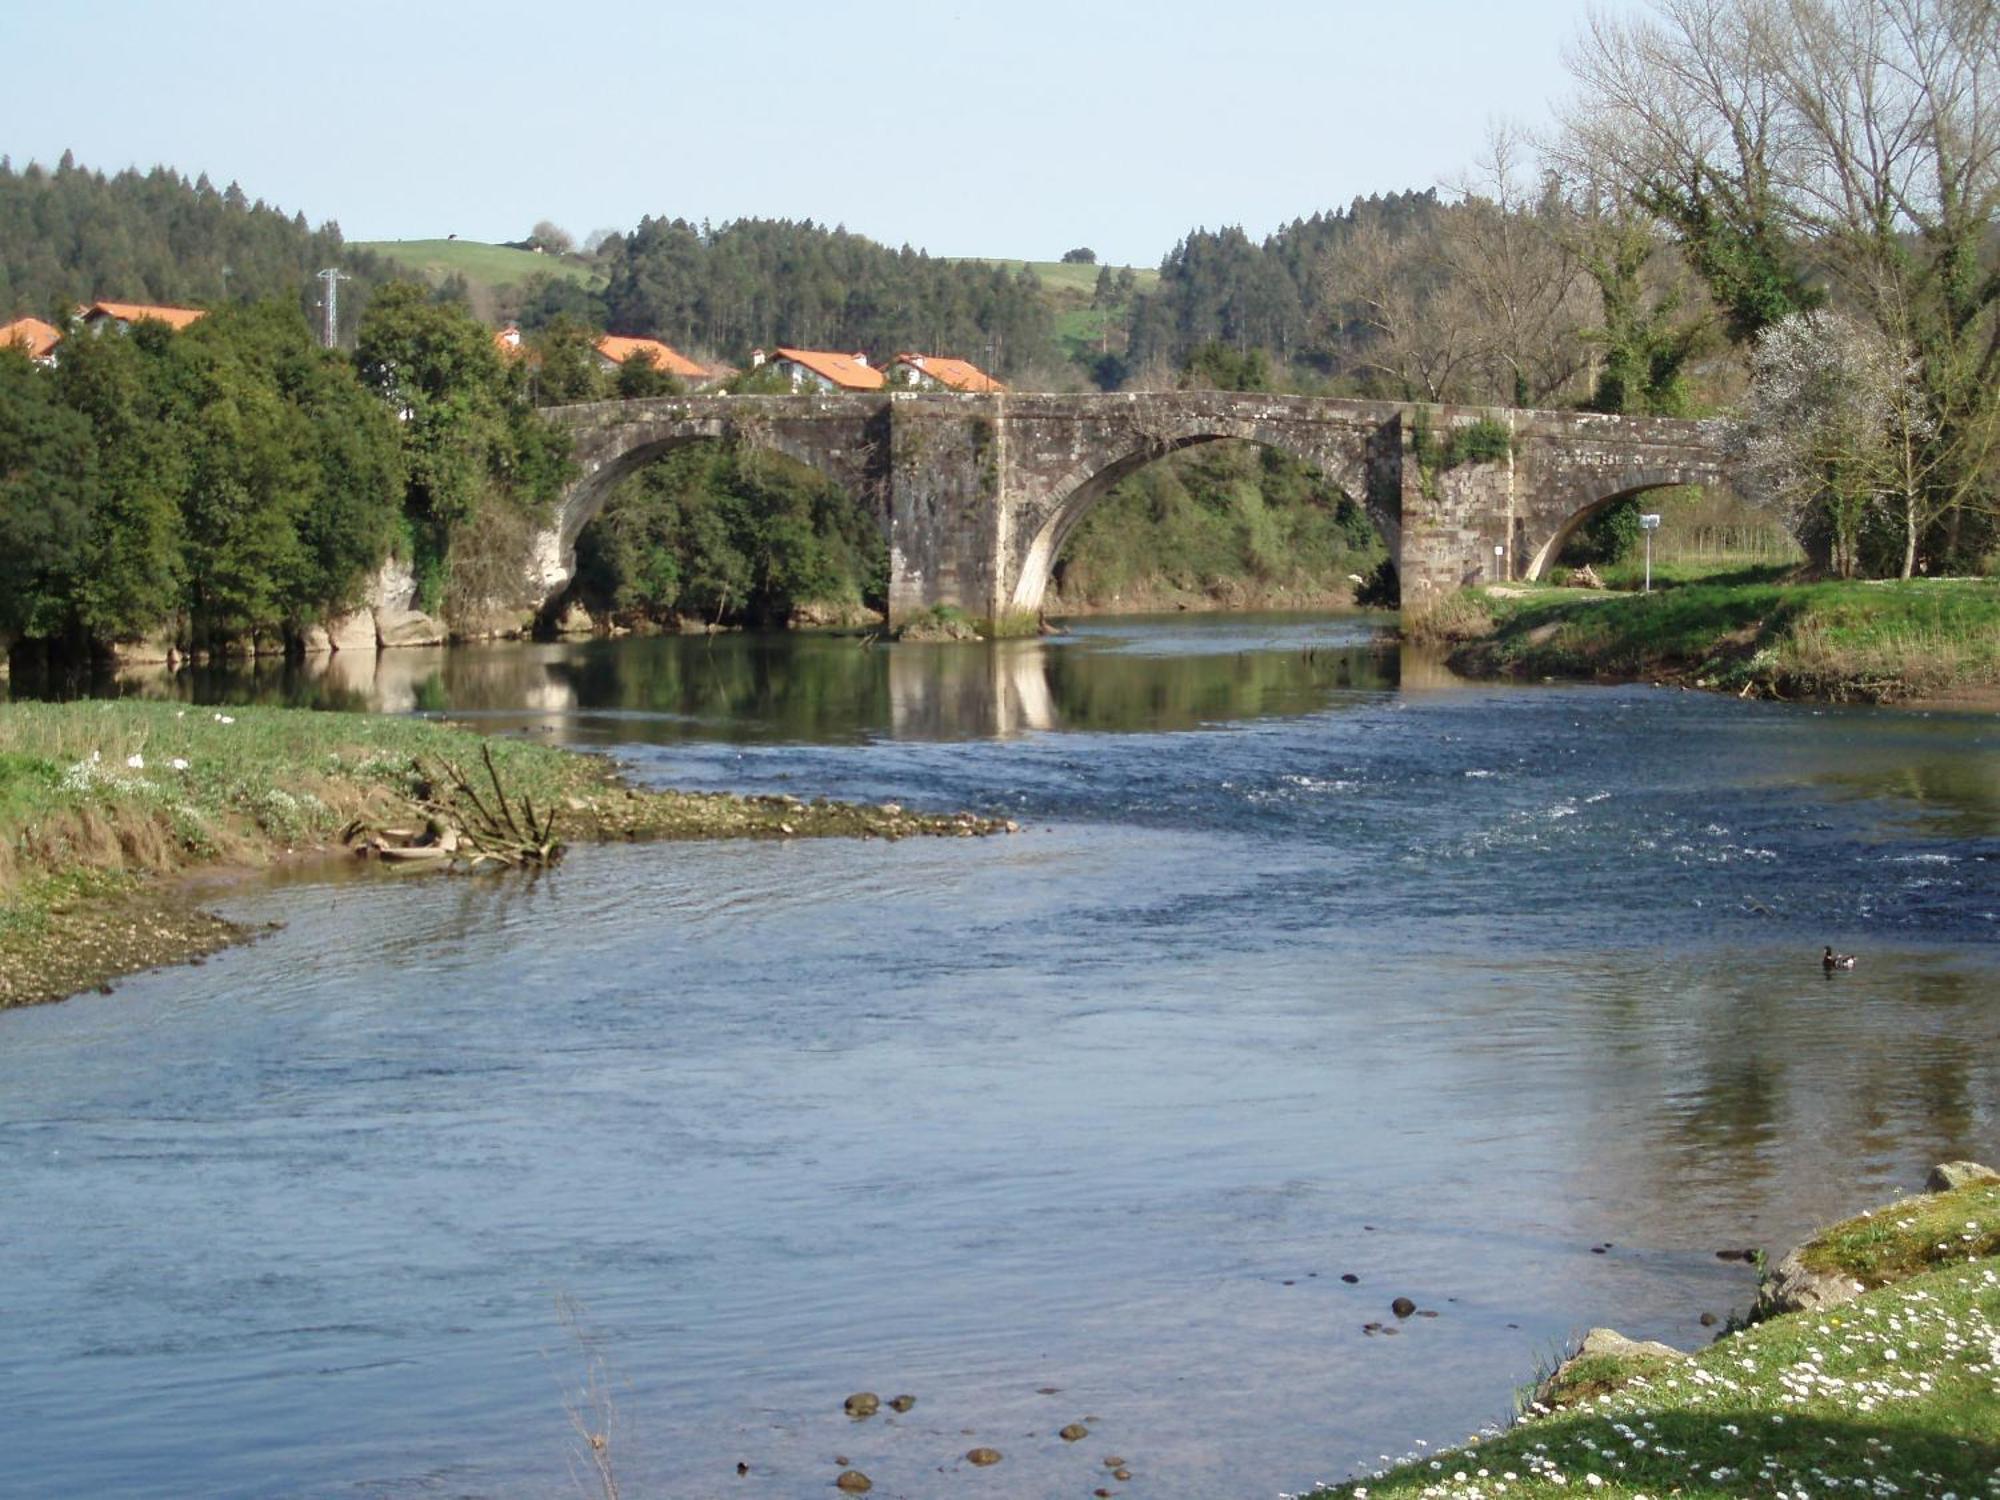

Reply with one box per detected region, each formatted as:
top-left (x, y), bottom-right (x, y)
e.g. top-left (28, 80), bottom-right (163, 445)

top-left (316, 267), bottom-right (350, 349)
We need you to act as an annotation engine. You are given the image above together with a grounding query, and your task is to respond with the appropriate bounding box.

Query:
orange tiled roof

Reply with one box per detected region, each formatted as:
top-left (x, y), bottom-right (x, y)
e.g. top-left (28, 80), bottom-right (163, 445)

top-left (889, 353), bottom-right (1005, 393)
top-left (82, 300), bottom-right (207, 331)
top-left (774, 347), bottom-right (885, 391)
top-left (596, 334), bottom-right (708, 380)
top-left (494, 326), bottom-right (525, 359)
top-left (0, 316), bottom-right (62, 360)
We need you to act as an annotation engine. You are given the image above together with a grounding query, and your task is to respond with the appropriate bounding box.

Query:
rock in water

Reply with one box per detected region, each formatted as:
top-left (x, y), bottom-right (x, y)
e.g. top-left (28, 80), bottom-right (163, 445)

top-left (966, 1448), bottom-right (1002, 1467)
top-left (1059, 1423), bottom-right (1088, 1442)
top-left (1390, 1296), bottom-right (1416, 1318)
top-left (887, 1394), bottom-right (916, 1413)
top-left (843, 1392), bottom-right (880, 1419)
top-left (1925, 1160), bottom-right (2000, 1193)
top-left (836, 1470), bottom-right (872, 1493)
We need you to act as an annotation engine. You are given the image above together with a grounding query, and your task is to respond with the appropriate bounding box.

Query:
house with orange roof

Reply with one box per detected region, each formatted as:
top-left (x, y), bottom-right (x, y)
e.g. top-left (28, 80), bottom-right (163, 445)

top-left (494, 325), bottom-right (525, 358)
top-left (593, 334), bottom-right (709, 383)
top-left (0, 316), bottom-right (62, 364)
top-left (886, 353), bottom-right (1005, 393)
top-left (767, 347), bottom-right (885, 393)
top-left (79, 301), bottom-right (207, 334)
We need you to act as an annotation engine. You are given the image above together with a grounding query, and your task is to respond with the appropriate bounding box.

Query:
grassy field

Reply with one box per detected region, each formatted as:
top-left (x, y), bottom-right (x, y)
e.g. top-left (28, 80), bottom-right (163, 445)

top-left (1424, 574), bottom-right (2000, 702)
top-left (1306, 1181), bottom-right (2000, 1500)
top-left (358, 238), bottom-right (603, 293)
top-left (947, 257), bottom-right (1161, 296)
top-left (0, 700), bottom-right (1010, 1007)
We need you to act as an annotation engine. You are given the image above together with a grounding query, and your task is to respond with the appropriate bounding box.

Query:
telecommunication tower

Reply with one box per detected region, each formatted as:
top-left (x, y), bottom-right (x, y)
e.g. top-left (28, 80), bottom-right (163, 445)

top-left (316, 267), bottom-right (351, 349)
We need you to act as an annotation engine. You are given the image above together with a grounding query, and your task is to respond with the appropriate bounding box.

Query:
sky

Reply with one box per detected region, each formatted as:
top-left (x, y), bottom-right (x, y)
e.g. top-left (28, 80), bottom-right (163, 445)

top-left (0, 0), bottom-right (1625, 267)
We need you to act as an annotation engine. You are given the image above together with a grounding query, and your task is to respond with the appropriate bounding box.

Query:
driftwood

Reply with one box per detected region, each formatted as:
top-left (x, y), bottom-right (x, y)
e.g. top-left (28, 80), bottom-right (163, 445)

top-left (343, 744), bottom-right (564, 870)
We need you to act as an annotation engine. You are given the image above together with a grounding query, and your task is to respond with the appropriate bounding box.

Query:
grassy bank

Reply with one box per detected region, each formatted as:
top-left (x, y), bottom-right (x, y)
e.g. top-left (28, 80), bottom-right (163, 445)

top-left (1306, 1180), bottom-right (2000, 1500)
top-left (1423, 574), bottom-right (2000, 702)
top-left (0, 700), bottom-right (1011, 1008)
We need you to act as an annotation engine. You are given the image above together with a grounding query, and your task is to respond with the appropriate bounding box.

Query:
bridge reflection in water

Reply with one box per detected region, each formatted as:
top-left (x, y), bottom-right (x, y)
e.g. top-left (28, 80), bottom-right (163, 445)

top-left (43, 614), bottom-right (1454, 744)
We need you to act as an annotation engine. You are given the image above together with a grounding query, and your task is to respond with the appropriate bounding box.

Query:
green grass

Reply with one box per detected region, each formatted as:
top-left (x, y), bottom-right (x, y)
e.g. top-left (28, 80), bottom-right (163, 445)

top-left (357, 239), bottom-right (602, 293)
top-left (1306, 1256), bottom-right (2000, 1500)
top-left (947, 258), bottom-right (1160, 297)
top-left (1435, 576), bottom-right (2000, 701)
top-left (1799, 1184), bottom-right (2000, 1288)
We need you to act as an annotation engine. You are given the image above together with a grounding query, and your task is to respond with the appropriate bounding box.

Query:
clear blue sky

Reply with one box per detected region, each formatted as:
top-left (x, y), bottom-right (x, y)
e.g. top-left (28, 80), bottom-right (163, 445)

top-left (1, 0), bottom-right (1622, 266)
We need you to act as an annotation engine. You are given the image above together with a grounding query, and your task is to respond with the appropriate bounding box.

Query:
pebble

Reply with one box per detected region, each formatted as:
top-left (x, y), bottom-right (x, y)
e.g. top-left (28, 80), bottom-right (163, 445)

top-left (844, 1393), bottom-right (880, 1419)
top-left (1059, 1423), bottom-right (1088, 1442)
top-left (967, 1447), bottom-right (1003, 1467)
top-left (1699, 1311), bottom-right (1718, 1327)
top-left (1341, 1273), bottom-right (1360, 1284)
top-left (1391, 1296), bottom-right (1417, 1318)
top-left (888, 1394), bottom-right (916, 1413)
top-left (1103, 1457), bottom-right (1126, 1468)
top-left (1114, 1468), bottom-right (1132, 1481)
top-left (836, 1471), bottom-right (872, 1493)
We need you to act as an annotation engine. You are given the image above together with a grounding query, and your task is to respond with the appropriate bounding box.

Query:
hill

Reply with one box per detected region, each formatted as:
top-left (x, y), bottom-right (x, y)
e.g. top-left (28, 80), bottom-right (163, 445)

top-left (354, 238), bottom-right (602, 294)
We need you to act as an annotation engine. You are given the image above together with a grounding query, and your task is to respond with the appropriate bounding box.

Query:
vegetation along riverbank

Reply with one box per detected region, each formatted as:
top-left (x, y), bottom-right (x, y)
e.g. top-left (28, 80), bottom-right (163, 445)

top-left (1414, 573), bottom-right (2000, 704)
top-left (1305, 1163), bottom-right (2000, 1500)
top-left (0, 700), bottom-right (1013, 1009)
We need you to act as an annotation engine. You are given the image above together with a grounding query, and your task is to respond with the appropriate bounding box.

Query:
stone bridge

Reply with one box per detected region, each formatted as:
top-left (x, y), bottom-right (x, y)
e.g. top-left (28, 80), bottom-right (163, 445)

top-left (536, 392), bottom-right (1729, 625)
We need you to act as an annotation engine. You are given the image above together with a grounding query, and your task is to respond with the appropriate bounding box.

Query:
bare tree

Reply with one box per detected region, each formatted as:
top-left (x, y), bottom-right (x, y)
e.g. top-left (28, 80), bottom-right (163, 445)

top-left (1319, 217), bottom-right (1481, 403)
top-left (1562, 0), bottom-right (2000, 567)
top-left (1439, 123), bottom-right (1600, 406)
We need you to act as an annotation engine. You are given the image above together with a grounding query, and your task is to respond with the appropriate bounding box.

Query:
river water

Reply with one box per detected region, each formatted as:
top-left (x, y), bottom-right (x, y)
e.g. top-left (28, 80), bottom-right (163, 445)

top-left (3, 615), bottom-right (1997, 1500)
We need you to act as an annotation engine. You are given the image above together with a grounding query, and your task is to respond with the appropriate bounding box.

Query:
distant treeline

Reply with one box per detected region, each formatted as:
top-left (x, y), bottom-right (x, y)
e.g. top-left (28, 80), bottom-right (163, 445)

top-left (0, 154), bottom-right (394, 342)
top-left (518, 216), bottom-right (1054, 378)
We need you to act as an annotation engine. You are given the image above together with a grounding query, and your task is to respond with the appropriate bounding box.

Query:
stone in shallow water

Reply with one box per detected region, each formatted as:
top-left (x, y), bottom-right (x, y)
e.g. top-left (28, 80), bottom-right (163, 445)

top-left (888, 1394), bottom-right (916, 1413)
top-left (1059, 1423), bottom-right (1088, 1442)
top-left (1390, 1296), bottom-right (1416, 1318)
top-left (836, 1469), bottom-right (872, 1493)
top-left (967, 1447), bottom-right (1003, 1467)
top-left (843, 1392), bottom-right (880, 1418)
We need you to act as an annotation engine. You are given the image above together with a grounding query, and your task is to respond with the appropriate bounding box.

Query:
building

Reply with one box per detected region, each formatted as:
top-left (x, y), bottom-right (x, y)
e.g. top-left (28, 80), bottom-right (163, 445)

top-left (494, 324), bottom-right (525, 358)
top-left (0, 316), bottom-right (62, 364)
top-left (765, 347), bottom-right (886, 392)
top-left (593, 334), bottom-right (709, 382)
top-left (78, 300), bottom-right (207, 334)
top-left (886, 353), bottom-right (1005, 393)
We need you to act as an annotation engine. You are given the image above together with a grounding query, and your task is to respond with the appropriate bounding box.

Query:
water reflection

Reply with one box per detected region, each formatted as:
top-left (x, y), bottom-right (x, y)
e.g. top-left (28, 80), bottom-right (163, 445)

top-left (10, 614), bottom-right (1411, 743)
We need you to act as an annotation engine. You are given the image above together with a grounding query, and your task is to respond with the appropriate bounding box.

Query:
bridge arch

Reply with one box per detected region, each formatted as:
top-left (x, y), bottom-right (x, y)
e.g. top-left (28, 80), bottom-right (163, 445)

top-left (538, 396), bottom-right (888, 612)
top-left (1005, 426), bottom-right (1387, 618)
top-left (1520, 468), bottom-right (1716, 582)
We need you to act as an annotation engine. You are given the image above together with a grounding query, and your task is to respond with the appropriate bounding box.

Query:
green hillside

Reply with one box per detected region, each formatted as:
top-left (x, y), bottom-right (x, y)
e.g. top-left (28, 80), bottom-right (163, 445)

top-left (947, 259), bottom-right (1159, 365)
top-left (949, 258), bottom-right (1160, 295)
top-left (357, 238), bottom-right (601, 292)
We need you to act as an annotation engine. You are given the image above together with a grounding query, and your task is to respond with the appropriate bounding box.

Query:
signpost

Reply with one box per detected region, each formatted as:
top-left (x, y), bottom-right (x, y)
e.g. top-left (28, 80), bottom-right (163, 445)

top-left (1639, 513), bottom-right (1662, 593)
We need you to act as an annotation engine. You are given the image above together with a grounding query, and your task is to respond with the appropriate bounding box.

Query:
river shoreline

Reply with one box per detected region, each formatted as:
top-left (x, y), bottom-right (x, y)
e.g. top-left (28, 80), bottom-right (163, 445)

top-left (0, 701), bottom-right (1015, 1010)
top-left (1416, 576), bottom-right (2000, 705)
top-left (1306, 1167), bottom-right (2000, 1499)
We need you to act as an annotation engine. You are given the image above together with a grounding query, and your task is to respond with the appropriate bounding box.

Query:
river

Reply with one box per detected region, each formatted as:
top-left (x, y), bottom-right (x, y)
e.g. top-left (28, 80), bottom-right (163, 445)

top-left (2, 614), bottom-right (1996, 1499)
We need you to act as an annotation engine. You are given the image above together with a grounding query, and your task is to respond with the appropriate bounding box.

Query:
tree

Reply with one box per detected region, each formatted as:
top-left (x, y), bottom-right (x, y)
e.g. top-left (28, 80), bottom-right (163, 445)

top-left (1736, 309), bottom-right (1927, 575)
top-left (1562, 0), bottom-right (2000, 569)
top-left (1061, 247), bottom-right (1097, 264)
top-left (356, 283), bottom-right (570, 615)
top-left (1439, 125), bottom-right (1599, 406)
top-left (614, 350), bottom-right (681, 399)
top-left (527, 315), bottom-right (605, 406)
top-left (529, 220), bottom-right (575, 255)
top-left (0, 347), bottom-right (94, 640)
